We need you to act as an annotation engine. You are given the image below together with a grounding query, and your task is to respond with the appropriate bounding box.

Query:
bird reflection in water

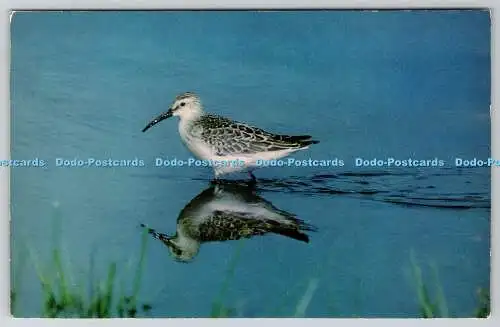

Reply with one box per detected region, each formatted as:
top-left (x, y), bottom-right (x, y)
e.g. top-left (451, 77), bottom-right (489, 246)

top-left (141, 181), bottom-right (317, 263)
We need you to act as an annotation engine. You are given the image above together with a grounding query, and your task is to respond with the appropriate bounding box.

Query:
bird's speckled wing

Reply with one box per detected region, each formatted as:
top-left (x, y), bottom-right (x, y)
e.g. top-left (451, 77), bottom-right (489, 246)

top-left (192, 210), bottom-right (310, 243)
top-left (194, 211), bottom-right (270, 241)
top-left (198, 114), bottom-right (318, 156)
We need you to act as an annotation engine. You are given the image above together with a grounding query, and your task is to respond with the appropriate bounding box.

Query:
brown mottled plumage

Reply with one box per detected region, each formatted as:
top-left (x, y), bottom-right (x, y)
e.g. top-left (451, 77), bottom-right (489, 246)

top-left (141, 182), bottom-right (317, 262)
top-left (142, 92), bottom-right (319, 178)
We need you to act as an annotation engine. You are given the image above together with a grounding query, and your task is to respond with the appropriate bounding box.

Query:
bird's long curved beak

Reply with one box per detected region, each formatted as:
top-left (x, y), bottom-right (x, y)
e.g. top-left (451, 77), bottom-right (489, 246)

top-left (140, 223), bottom-right (173, 244)
top-left (142, 108), bottom-right (174, 132)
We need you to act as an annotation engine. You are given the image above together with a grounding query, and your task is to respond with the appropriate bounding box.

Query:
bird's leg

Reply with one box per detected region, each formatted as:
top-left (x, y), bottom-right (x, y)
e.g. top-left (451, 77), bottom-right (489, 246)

top-left (248, 171), bottom-right (257, 186)
top-left (211, 173), bottom-right (220, 185)
top-left (211, 169), bottom-right (223, 185)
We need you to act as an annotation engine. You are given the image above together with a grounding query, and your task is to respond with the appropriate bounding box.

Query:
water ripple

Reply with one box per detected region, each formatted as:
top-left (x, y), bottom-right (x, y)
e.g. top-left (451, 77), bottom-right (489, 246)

top-left (247, 168), bottom-right (490, 210)
top-left (135, 167), bottom-right (490, 210)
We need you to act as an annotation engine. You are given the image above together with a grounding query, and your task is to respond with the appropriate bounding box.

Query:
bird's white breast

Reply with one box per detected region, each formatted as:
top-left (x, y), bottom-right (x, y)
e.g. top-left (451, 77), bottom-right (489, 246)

top-left (177, 117), bottom-right (305, 176)
top-left (178, 120), bottom-right (213, 160)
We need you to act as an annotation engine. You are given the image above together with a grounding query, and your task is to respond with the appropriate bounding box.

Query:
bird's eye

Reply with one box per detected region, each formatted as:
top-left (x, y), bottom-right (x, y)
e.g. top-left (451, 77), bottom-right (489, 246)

top-left (180, 102), bottom-right (186, 107)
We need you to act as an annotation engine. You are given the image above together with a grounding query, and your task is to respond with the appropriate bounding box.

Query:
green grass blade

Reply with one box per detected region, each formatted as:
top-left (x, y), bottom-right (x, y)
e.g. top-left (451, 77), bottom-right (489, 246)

top-left (10, 242), bottom-right (28, 316)
top-left (105, 263), bottom-right (117, 316)
top-left (430, 261), bottom-right (448, 317)
top-left (211, 240), bottom-right (245, 317)
top-left (132, 229), bottom-right (149, 298)
top-left (294, 278), bottom-right (319, 317)
top-left (409, 250), bottom-right (435, 318)
top-left (475, 288), bottom-right (490, 318)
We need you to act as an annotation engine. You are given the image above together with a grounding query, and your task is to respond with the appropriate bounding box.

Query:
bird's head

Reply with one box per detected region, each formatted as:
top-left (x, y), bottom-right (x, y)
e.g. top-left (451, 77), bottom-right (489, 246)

top-left (164, 236), bottom-right (200, 263)
top-left (142, 92), bottom-right (203, 132)
top-left (141, 223), bottom-right (200, 262)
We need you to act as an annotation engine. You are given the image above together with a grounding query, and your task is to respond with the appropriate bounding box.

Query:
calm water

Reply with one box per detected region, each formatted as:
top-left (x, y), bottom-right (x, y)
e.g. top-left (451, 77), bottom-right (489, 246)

top-left (10, 11), bottom-right (490, 317)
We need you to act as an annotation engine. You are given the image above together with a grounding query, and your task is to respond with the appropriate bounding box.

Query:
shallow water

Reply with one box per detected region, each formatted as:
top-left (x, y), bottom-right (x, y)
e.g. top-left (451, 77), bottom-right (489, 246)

top-left (10, 10), bottom-right (490, 317)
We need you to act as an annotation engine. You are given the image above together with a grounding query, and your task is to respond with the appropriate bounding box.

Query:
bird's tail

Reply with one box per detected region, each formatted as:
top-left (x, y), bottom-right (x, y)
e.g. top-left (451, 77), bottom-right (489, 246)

top-left (273, 227), bottom-right (310, 243)
top-left (265, 218), bottom-right (317, 243)
top-left (274, 134), bottom-right (320, 147)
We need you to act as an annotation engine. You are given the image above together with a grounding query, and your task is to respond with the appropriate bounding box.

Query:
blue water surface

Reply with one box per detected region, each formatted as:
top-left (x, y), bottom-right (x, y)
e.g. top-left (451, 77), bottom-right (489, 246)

top-left (10, 10), bottom-right (490, 317)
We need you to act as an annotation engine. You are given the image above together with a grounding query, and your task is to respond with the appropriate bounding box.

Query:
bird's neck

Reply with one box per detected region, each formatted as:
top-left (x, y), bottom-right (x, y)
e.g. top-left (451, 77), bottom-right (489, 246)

top-left (178, 107), bottom-right (204, 124)
top-left (172, 234), bottom-right (200, 252)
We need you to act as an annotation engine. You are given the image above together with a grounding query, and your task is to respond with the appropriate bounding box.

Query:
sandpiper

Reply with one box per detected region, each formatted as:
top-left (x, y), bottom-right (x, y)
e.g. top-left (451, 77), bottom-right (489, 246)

top-left (142, 92), bottom-right (319, 179)
top-left (140, 182), bottom-right (317, 262)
